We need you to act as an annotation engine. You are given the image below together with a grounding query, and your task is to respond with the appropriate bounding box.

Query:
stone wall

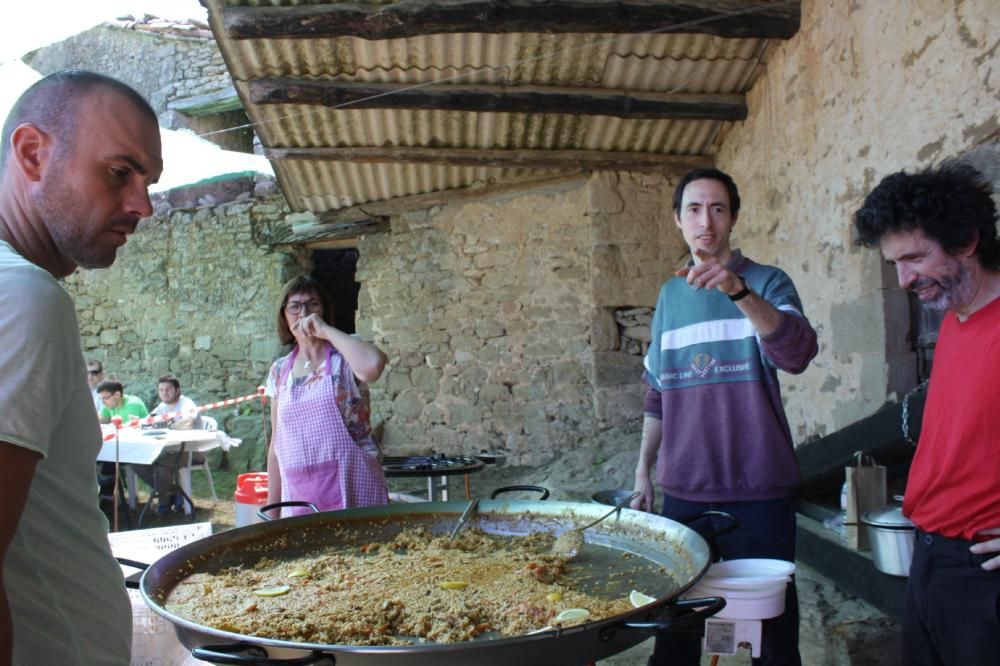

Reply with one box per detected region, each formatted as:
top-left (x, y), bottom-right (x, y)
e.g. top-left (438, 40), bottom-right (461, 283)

top-left (66, 184), bottom-right (293, 471)
top-left (716, 0), bottom-right (998, 438)
top-left (359, 174), bottom-right (684, 465)
top-left (361, 178), bottom-right (596, 465)
top-left (586, 172), bottom-right (690, 426)
top-left (65, 170), bottom-right (685, 469)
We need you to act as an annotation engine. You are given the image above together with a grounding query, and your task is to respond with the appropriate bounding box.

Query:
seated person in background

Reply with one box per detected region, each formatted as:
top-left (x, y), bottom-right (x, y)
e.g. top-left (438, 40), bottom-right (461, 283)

top-left (97, 380), bottom-right (148, 424)
top-left (135, 375), bottom-right (204, 514)
top-left (86, 360), bottom-right (104, 412)
top-left (96, 379), bottom-right (149, 501)
top-left (150, 374), bottom-right (201, 429)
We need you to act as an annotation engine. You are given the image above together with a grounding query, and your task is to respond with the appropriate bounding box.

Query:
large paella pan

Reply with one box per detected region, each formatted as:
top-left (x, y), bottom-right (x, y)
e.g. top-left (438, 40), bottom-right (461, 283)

top-left (139, 495), bottom-right (725, 665)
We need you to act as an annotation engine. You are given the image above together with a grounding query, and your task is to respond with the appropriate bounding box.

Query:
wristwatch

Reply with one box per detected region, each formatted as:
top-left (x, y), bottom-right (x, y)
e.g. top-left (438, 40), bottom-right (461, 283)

top-left (728, 277), bottom-right (751, 302)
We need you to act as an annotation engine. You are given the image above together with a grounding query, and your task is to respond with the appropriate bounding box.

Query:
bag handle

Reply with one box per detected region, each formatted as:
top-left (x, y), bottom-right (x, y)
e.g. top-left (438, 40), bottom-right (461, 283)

top-left (851, 450), bottom-right (876, 467)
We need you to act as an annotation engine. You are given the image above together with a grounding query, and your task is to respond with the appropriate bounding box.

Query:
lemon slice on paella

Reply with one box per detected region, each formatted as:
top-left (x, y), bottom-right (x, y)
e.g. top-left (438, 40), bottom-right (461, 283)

top-left (629, 589), bottom-right (657, 607)
top-left (253, 585), bottom-right (291, 597)
top-left (554, 608), bottom-right (590, 623)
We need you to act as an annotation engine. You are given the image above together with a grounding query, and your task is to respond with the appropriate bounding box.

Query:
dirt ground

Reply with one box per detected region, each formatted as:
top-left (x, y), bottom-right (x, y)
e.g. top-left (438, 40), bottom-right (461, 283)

top-left (117, 426), bottom-right (899, 665)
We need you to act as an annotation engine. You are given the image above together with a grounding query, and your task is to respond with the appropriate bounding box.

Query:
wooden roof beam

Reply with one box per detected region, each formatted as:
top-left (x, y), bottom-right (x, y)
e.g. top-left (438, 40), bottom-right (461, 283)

top-left (265, 146), bottom-right (713, 174)
top-left (225, 0), bottom-right (801, 41)
top-left (249, 80), bottom-right (746, 121)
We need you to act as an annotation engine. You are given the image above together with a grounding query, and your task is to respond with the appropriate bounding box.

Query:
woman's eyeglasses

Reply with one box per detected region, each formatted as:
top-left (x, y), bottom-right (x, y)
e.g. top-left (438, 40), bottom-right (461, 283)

top-left (285, 299), bottom-right (322, 315)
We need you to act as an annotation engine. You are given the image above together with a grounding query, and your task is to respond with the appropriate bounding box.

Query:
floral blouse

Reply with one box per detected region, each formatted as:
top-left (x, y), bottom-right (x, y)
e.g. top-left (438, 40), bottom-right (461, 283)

top-left (264, 345), bottom-right (379, 457)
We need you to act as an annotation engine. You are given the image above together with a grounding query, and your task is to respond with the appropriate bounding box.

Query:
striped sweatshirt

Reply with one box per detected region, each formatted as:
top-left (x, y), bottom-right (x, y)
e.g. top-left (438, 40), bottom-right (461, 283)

top-left (643, 250), bottom-right (818, 502)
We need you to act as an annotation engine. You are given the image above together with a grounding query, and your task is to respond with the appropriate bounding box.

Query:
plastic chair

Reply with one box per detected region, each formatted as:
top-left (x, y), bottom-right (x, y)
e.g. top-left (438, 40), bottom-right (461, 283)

top-left (178, 415), bottom-right (219, 513)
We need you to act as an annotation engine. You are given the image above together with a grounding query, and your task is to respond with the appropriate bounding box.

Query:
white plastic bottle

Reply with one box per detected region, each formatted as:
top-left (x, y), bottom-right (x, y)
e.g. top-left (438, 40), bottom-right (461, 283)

top-left (839, 481), bottom-right (848, 541)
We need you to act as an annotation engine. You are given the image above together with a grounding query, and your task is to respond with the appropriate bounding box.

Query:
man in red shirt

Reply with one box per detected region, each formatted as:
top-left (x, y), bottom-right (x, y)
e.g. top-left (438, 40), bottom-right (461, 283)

top-left (853, 161), bottom-right (1000, 665)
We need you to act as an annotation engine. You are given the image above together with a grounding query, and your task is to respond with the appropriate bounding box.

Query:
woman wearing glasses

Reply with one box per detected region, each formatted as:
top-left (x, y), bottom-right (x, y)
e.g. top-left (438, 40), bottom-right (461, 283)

top-left (264, 275), bottom-right (389, 516)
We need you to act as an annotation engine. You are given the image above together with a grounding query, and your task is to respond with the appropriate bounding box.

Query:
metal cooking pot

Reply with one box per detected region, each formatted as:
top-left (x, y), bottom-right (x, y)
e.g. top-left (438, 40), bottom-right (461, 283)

top-left (861, 503), bottom-right (915, 577)
top-left (139, 495), bottom-right (727, 665)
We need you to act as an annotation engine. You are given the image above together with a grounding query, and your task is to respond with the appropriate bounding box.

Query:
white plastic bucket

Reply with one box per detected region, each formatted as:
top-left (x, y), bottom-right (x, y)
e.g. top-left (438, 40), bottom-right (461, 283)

top-left (685, 558), bottom-right (795, 620)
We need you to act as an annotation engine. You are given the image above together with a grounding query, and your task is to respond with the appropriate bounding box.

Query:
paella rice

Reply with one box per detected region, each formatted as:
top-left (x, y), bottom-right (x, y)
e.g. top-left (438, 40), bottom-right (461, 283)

top-left (164, 526), bottom-right (640, 645)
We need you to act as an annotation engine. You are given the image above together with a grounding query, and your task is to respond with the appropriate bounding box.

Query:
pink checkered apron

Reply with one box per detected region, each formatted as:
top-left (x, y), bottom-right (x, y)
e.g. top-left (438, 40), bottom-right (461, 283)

top-left (273, 345), bottom-right (388, 517)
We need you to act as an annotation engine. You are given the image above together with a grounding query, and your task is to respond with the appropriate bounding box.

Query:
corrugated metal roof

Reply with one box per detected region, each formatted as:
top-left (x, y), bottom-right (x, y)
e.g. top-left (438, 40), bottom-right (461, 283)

top-left (203, 0), bottom-right (793, 233)
top-left (221, 31), bottom-right (765, 85)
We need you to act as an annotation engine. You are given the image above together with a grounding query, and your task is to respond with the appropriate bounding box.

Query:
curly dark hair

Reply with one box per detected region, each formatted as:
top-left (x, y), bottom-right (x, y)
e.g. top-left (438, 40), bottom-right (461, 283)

top-left (672, 168), bottom-right (741, 217)
top-left (853, 161), bottom-right (999, 271)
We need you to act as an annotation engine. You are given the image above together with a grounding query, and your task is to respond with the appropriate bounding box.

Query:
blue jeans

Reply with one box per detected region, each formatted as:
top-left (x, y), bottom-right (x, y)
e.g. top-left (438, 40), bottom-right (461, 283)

top-left (648, 495), bottom-right (802, 666)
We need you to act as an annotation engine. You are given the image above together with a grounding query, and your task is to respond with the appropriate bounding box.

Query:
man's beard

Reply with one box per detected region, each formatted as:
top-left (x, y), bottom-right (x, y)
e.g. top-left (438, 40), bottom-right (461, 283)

top-left (911, 258), bottom-right (976, 312)
top-left (34, 162), bottom-right (125, 269)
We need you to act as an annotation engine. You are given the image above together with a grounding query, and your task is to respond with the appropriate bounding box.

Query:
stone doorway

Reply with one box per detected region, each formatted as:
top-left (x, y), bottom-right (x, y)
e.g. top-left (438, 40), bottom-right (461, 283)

top-left (312, 249), bottom-right (360, 334)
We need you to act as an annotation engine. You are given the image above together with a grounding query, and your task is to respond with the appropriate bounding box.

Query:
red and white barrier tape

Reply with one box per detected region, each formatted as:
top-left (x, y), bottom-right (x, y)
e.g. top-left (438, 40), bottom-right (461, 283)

top-left (103, 386), bottom-right (266, 437)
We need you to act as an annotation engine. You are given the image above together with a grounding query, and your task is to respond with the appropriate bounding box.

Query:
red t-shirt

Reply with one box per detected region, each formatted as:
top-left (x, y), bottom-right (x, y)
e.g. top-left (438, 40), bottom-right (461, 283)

top-left (903, 295), bottom-right (1000, 541)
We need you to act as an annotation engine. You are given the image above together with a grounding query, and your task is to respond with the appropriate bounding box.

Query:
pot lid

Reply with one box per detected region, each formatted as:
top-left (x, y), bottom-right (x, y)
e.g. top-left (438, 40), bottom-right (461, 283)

top-left (862, 504), bottom-right (915, 529)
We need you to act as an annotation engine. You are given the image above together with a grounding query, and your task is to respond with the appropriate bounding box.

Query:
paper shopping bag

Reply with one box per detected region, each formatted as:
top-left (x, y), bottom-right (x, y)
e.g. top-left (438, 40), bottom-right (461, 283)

top-left (844, 451), bottom-right (886, 551)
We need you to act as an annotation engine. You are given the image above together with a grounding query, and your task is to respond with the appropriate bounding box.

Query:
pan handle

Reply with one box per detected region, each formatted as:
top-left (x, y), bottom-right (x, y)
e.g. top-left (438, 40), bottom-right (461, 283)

top-left (677, 510), bottom-right (740, 543)
top-left (116, 558), bottom-right (149, 590)
top-left (257, 501), bottom-right (320, 521)
top-left (490, 485), bottom-right (550, 500)
top-left (191, 642), bottom-right (334, 664)
top-left (606, 596), bottom-right (726, 639)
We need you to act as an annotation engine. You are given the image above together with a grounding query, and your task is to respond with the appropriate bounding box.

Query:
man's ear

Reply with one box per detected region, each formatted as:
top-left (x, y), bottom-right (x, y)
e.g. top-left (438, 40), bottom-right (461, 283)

top-left (8, 123), bottom-right (50, 182)
top-left (958, 230), bottom-right (980, 259)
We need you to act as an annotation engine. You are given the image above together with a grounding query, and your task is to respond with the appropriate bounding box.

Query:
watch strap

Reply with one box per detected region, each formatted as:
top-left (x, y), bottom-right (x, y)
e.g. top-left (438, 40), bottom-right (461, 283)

top-left (728, 277), bottom-right (751, 302)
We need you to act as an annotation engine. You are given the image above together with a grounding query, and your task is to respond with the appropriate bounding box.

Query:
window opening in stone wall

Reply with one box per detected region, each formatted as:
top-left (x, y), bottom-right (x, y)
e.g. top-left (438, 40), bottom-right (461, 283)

top-left (614, 307), bottom-right (652, 356)
top-left (312, 249), bottom-right (360, 334)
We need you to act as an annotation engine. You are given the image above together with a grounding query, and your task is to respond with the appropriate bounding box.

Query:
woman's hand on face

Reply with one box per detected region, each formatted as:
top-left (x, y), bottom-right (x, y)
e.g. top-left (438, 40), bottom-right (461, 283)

top-left (293, 313), bottom-right (329, 341)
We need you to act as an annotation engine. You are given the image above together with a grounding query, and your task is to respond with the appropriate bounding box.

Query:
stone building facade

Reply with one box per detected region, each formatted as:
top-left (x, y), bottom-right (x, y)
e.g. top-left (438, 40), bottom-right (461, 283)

top-left (360, 174), bottom-right (687, 463)
top-left (48, 0), bottom-right (998, 472)
top-left (66, 184), bottom-right (292, 470)
top-left (716, 0), bottom-right (997, 440)
top-left (67, 173), bottom-right (685, 468)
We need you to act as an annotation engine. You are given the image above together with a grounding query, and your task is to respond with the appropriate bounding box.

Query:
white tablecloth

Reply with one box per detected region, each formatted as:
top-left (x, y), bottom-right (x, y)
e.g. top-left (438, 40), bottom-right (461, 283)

top-left (98, 426), bottom-right (234, 513)
top-left (98, 427), bottom-right (219, 465)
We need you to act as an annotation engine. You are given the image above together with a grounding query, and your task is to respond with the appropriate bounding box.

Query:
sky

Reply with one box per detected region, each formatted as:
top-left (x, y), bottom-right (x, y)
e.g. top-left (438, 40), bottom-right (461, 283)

top-left (0, 0), bottom-right (273, 192)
